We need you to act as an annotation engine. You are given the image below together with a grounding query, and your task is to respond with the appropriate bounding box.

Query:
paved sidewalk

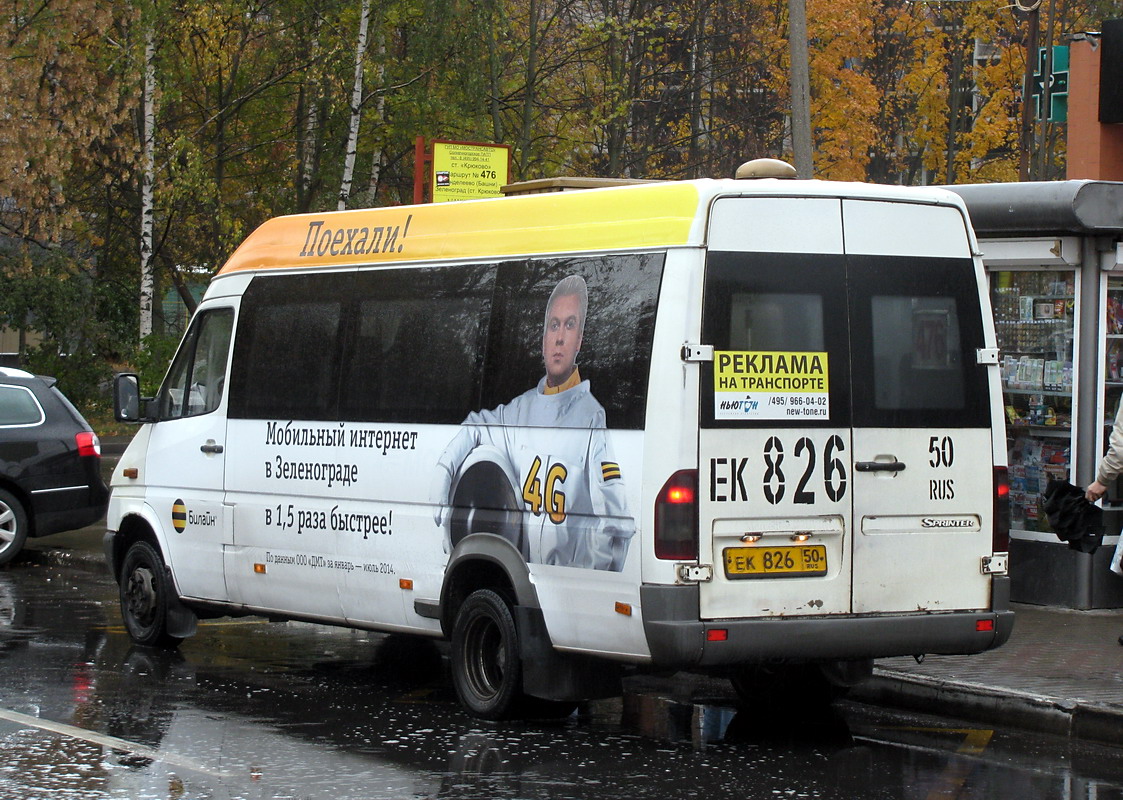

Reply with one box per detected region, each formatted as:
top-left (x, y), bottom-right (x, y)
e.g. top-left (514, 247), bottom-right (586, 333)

top-left (851, 602), bottom-right (1123, 746)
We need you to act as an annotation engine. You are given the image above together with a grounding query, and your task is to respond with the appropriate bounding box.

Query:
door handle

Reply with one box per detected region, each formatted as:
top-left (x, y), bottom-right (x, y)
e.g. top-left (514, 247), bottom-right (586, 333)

top-left (855, 460), bottom-right (905, 472)
top-left (200, 441), bottom-right (224, 455)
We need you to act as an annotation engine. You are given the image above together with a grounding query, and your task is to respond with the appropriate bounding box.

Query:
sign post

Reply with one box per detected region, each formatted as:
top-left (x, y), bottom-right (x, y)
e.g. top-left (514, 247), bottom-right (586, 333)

top-left (413, 138), bottom-right (511, 204)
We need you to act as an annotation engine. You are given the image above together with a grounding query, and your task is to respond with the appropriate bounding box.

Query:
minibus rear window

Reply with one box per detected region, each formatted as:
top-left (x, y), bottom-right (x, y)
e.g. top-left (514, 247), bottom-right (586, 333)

top-left (702, 252), bottom-right (988, 429)
top-left (848, 255), bottom-right (989, 428)
top-left (701, 252), bottom-right (852, 429)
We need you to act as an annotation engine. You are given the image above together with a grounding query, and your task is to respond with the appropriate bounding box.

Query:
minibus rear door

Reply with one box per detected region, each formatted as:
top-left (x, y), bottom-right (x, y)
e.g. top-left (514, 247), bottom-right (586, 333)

top-left (698, 197), bottom-right (855, 619)
top-left (841, 199), bottom-right (995, 614)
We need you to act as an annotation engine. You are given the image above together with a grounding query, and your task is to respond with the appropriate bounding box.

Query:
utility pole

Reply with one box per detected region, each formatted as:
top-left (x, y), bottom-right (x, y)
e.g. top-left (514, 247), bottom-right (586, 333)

top-left (1018, 1), bottom-right (1041, 181)
top-left (789, 0), bottom-right (813, 178)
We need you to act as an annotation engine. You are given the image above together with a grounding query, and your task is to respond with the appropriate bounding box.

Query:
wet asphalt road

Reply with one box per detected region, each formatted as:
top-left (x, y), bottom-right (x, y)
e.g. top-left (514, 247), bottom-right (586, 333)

top-left (1, 556), bottom-right (1123, 800)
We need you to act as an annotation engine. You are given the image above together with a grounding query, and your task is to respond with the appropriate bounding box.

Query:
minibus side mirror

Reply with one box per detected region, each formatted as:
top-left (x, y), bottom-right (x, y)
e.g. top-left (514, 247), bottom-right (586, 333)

top-left (113, 373), bottom-right (154, 423)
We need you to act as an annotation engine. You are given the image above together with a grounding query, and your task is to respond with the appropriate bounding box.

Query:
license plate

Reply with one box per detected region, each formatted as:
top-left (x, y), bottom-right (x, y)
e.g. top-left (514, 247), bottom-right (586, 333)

top-left (723, 544), bottom-right (828, 579)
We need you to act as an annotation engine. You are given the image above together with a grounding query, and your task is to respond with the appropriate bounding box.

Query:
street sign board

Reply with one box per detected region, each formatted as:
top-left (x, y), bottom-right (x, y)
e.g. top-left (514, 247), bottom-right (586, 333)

top-left (431, 141), bottom-right (511, 203)
top-left (1032, 45), bottom-right (1069, 122)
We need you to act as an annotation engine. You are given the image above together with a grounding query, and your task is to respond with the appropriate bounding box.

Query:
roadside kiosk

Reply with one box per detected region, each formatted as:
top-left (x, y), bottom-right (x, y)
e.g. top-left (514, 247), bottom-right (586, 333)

top-left (948, 180), bottom-right (1123, 609)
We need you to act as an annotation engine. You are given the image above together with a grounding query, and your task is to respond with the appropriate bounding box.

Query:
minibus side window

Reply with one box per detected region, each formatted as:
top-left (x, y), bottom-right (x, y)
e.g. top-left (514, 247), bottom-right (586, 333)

top-left (228, 275), bottom-right (346, 421)
top-left (160, 308), bottom-right (234, 420)
top-left (483, 253), bottom-right (662, 430)
top-left (340, 266), bottom-right (493, 424)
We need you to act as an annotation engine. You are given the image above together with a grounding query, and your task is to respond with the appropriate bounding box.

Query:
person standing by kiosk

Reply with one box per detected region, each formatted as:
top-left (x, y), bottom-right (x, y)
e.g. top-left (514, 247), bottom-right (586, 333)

top-left (1085, 401), bottom-right (1123, 645)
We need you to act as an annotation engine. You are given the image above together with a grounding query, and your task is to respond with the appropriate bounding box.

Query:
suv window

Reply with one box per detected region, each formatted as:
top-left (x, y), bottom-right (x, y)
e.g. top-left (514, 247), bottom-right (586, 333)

top-left (0, 385), bottom-right (44, 426)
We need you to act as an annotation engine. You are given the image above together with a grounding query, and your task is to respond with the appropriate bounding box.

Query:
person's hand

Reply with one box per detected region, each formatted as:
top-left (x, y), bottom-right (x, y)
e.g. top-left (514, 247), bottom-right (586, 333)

top-left (1086, 480), bottom-right (1109, 502)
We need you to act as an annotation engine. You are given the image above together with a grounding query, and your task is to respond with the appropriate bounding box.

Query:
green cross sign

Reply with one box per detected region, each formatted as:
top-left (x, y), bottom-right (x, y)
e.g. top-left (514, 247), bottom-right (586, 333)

top-left (1032, 45), bottom-right (1069, 122)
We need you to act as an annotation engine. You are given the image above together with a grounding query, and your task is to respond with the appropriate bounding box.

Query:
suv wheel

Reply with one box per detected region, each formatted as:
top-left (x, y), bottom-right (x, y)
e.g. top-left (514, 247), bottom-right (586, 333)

top-left (0, 489), bottom-right (29, 566)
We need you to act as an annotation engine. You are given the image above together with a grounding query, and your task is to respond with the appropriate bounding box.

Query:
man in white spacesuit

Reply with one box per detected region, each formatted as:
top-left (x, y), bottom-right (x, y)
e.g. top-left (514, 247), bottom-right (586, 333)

top-left (430, 275), bottom-right (634, 571)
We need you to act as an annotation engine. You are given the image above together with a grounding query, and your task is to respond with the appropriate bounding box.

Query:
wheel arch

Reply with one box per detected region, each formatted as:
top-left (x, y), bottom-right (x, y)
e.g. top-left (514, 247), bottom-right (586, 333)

top-left (107, 505), bottom-right (169, 584)
top-left (439, 533), bottom-right (539, 637)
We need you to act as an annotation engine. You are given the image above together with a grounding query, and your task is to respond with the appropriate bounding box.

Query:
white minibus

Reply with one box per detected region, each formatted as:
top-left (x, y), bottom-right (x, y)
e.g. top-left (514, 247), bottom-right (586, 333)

top-left (109, 160), bottom-right (1013, 719)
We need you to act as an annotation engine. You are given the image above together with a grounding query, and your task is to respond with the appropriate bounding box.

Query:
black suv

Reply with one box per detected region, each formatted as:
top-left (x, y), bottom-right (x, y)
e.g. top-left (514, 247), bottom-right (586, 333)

top-left (0, 368), bottom-right (109, 565)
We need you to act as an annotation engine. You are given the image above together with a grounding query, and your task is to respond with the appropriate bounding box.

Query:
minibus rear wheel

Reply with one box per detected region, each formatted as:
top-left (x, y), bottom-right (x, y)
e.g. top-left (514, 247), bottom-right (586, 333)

top-left (451, 589), bottom-right (523, 719)
top-left (119, 540), bottom-right (184, 649)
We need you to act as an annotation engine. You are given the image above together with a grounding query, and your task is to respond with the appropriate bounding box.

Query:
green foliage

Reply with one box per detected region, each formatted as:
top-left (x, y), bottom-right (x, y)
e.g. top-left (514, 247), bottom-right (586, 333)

top-left (136, 333), bottom-right (181, 397)
top-left (23, 342), bottom-right (113, 415)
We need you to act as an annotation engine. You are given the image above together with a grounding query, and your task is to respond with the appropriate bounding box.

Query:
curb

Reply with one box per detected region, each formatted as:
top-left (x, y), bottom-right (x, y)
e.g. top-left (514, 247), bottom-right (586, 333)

top-left (852, 669), bottom-right (1123, 747)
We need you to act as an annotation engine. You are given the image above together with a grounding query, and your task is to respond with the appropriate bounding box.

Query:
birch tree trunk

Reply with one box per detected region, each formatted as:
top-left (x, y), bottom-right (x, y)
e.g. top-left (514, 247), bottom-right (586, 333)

top-left (339, 0), bottom-right (372, 211)
top-left (139, 25), bottom-right (157, 341)
top-left (365, 33), bottom-right (387, 206)
top-left (298, 14), bottom-right (324, 212)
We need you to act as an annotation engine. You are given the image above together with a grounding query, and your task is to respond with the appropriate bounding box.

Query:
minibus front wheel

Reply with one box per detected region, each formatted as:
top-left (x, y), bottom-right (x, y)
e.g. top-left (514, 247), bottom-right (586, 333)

top-left (119, 540), bottom-right (184, 649)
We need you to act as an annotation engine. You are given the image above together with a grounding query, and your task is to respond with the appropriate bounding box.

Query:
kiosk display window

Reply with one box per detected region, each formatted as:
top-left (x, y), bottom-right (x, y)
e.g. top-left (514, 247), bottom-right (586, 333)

top-left (1102, 279), bottom-right (1123, 483)
top-left (991, 270), bottom-right (1075, 532)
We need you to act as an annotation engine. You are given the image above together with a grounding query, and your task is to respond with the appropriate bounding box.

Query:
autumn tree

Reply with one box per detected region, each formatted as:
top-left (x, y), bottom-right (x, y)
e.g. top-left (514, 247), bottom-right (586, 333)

top-left (0, 0), bottom-right (137, 403)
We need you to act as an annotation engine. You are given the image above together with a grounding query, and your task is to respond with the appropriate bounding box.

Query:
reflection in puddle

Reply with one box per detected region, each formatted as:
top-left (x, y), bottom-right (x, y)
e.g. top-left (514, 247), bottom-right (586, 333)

top-left (0, 572), bottom-right (16, 628)
top-left (619, 691), bottom-right (738, 746)
top-left (611, 681), bottom-right (855, 752)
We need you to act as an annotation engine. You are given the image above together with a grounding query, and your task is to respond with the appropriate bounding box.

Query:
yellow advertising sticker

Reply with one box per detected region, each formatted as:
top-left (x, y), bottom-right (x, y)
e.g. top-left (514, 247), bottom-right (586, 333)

top-left (714, 351), bottom-right (829, 420)
top-left (172, 499), bottom-right (187, 533)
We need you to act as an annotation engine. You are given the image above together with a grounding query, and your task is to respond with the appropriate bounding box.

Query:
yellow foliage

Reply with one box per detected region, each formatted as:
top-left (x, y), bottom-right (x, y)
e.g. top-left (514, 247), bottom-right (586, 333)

top-left (0, 0), bottom-right (133, 243)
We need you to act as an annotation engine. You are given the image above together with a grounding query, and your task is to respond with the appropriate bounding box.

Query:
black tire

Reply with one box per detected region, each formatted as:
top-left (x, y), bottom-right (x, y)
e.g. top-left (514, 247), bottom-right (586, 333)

top-left (0, 489), bottom-right (29, 567)
top-left (819, 658), bottom-right (873, 693)
top-left (119, 541), bottom-right (183, 649)
top-left (451, 589), bottom-right (524, 720)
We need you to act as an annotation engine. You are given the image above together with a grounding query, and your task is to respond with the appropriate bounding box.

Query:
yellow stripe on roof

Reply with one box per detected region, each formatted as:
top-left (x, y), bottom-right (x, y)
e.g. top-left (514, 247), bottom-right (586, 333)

top-left (218, 182), bottom-right (701, 275)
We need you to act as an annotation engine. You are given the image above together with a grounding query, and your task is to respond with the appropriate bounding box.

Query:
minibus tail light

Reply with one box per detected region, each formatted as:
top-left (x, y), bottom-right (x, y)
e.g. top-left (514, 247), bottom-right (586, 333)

top-left (655, 470), bottom-right (698, 560)
top-left (993, 466), bottom-right (1010, 553)
top-left (76, 432), bottom-right (101, 458)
